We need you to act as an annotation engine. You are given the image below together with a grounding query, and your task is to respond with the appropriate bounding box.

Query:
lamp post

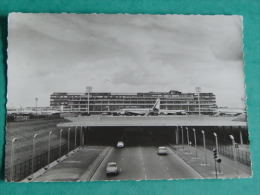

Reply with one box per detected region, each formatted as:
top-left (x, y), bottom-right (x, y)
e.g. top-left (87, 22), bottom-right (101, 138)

top-left (48, 131), bottom-right (52, 169)
top-left (229, 135), bottom-right (239, 178)
top-left (186, 127), bottom-right (190, 153)
top-left (239, 126), bottom-right (243, 145)
top-left (68, 128), bottom-right (71, 153)
top-left (59, 129), bottom-right (63, 157)
top-left (32, 134), bottom-right (38, 174)
top-left (86, 86), bottom-right (92, 115)
top-left (80, 125), bottom-right (83, 147)
top-left (193, 128), bottom-right (198, 158)
top-left (201, 130), bottom-right (207, 165)
top-left (213, 133), bottom-right (219, 157)
top-left (213, 132), bottom-right (221, 173)
top-left (181, 126), bottom-right (184, 150)
top-left (10, 138), bottom-right (18, 182)
top-left (75, 127), bottom-right (77, 149)
top-left (195, 87), bottom-right (201, 115)
top-left (175, 126), bottom-right (179, 145)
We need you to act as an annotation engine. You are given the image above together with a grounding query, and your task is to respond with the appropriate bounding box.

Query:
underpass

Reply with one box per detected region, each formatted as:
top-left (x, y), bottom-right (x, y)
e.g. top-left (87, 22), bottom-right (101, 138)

top-left (26, 115), bottom-right (249, 181)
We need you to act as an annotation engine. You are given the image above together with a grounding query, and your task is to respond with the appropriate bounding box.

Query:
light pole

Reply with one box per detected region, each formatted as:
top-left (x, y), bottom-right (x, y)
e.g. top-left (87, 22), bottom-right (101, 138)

top-left (193, 128), bottom-right (198, 158)
top-left (86, 86), bottom-right (92, 115)
top-left (181, 126), bottom-right (184, 150)
top-left (75, 127), bottom-right (77, 149)
top-left (80, 125), bottom-right (83, 147)
top-left (175, 126), bottom-right (178, 145)
top-left (201, 130), bottom-right (207, 165)
top-left (59, 129), bottom-right (63, 157)
top-left (186, 127), bottom-right (190, 153)
top-left (213, 133), bottom-right (219, 157)
top-left (229, 135), bottom-right (239, 178)
top-left (35, 98), bottom-right (38, 114)
top-left (10, 138), bottom-right (18, 182)
top-left (68, 128), bottom-right (71, 153)
top-left (195, 87), bottom-right (201, 115)
top-left (32, 134), bottom-right (38, 174)
top-left (48, 131), bottom-right (52, 169)
top-left (239, 126), bottom-right (243, 145)
top-left (214, 132), bottom-right (221, 173)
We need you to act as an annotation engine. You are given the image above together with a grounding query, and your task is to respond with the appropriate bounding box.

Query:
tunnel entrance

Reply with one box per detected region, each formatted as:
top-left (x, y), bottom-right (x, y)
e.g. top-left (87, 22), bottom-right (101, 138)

top-left (83, 126), bottom-right (249, 147)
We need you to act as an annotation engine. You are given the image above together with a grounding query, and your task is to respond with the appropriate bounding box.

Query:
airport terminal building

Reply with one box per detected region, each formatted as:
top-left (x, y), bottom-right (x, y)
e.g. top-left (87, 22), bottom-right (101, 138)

top-left (50, 90), bottom-right (217, 115)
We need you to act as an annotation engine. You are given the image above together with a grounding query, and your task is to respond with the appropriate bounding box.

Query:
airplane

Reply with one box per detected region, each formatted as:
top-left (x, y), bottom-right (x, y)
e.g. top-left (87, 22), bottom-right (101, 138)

top-left (213, 108), bottom-right (246, 116)
top-left (156, 99), bottom-right (188, 115)
top-left (159, 109), bottom-right (188, 115)
top-left (118, 99), bottom-right (160, 116)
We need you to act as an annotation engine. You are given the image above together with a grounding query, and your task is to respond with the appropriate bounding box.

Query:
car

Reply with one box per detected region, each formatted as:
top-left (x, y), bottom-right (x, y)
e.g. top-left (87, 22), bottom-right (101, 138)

top-left (157, 146), bottom-right (167, 155)
top-left (117, 141), bottom-right (124, 148)
top-left (106, 162), bottom-right (118, 175)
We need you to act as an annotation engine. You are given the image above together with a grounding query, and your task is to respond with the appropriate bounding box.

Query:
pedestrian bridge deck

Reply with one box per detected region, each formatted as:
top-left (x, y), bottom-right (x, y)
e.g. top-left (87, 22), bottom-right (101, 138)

top-left (57, 115), bottom-right (247, 127)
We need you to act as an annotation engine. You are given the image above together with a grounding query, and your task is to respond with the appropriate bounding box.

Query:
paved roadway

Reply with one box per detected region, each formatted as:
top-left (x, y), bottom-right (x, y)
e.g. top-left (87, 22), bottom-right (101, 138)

top-left (90, 145), bottom-right (203, 181)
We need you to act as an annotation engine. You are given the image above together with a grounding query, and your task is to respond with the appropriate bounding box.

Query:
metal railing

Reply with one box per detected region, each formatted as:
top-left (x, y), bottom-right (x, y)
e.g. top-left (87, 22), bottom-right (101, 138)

top-left (6, 143), bottom-right (71, 182)
top-left (203, 139), bottom-right (251, 166)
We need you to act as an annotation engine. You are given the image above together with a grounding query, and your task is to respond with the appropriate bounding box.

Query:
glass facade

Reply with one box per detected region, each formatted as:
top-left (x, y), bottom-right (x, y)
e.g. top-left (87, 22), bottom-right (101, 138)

top-left (50, 90), bottom-right (217, 115)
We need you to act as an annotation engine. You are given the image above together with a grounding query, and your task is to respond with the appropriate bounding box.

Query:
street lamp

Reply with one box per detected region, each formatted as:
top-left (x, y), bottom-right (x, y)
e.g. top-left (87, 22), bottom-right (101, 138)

top-left (68, 128), bottom-right (71, 153)
top-left (75, 127), bottom-right (77, 149)
top-left (175, 126), bottom-right (179, 145)
top-left (86, 86), bottom-right (92, 115)
top-left (229, 135), bottom-right (239, 178)
top-left (181, 126), bottom-right (184, 150)
top-left (201, 130), bottom-right (208, 165)
top-left (193, 128), bottom-right (198, 158)
top-left (59, 129), bottom-right (63, 157)
top-left (32, 134), bottom-right (38, 174)
top-left (10, 138), bottom-right (18, 182)
top-left (186, 127), bottom-right (190, 153)
top-left (213, 133), bottom-right (219, 157)
top-left (80, 125), bottom-right (83, 147)
top-left (47, 131), bottom-right (52, 169)
top-left (195, 87), bottom-right (201, 115)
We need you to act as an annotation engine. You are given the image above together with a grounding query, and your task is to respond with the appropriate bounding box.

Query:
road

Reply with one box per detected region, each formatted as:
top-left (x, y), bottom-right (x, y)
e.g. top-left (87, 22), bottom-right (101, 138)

top-left (90, 145), bottom-right (202, 181)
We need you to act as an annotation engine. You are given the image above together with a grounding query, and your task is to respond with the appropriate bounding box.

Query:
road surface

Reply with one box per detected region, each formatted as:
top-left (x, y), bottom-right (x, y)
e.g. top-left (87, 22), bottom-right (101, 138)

top-left (90, 145), bottom-right (202, 181)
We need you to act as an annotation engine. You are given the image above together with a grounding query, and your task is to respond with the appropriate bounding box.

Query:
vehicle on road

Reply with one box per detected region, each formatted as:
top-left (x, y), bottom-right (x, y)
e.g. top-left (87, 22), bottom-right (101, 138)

top-left (106, 162), bottom-right (118, 175)
top-left (157, 146), bottom-right (167, 155)
top-left (117, 141), bottom-right (124, 148)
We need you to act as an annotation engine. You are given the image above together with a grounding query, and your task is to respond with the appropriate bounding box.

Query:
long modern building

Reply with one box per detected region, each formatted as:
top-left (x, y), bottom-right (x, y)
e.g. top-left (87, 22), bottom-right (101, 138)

top-left (50, 90), bottom-right (217, 115)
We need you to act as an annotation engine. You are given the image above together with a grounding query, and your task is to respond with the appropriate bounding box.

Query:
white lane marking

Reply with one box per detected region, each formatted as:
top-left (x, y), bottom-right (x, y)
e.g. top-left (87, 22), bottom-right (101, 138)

top-left (124, 151), bottom-right (125, 153)
top-left (143, 167), bottom-right (145, 171)
top-left (142, 162), bottom-right (144, 165)
top-left (145, 174), bottom-right (147, 179)
top-left (166, 167), bottom-right (169, 170)
top-left (122, 158), bottom-right (124, 161)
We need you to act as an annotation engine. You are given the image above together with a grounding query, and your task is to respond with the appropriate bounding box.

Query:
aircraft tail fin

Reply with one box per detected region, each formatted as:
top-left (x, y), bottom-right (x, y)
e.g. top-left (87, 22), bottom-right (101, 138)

top-left (152, 99), bottom-right (160, 112)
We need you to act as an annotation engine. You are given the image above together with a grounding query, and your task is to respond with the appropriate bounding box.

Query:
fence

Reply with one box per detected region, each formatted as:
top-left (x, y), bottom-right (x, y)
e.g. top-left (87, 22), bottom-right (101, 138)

top-left (6, 114), bottom-right (61, 122)
top-left (6, 143), bottom-right (72, 182)
top-left (202, 139), bottom-right (251, 166)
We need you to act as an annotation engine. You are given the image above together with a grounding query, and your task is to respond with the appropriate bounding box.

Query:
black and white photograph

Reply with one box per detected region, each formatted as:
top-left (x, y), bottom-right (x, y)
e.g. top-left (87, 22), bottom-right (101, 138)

top-left (5, 13), bottom-right (251, 182)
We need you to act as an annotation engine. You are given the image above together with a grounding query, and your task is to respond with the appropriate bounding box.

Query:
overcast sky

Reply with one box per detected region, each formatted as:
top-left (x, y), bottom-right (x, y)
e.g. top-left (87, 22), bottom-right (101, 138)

top-left (7, 13), bottom-right (245, 108)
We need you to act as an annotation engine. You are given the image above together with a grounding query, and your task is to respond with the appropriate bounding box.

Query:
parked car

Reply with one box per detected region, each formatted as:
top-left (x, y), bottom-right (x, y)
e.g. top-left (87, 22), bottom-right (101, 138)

top-left (117, 141), bottom-right (124, 148)
top-left (106, 162), bottom-right (118, 175)
top-left (157, 146), bottom-right (167, 155)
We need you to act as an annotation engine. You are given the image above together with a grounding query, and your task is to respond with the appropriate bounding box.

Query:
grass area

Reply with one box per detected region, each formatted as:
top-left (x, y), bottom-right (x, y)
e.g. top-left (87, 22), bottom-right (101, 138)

top-left (5, 118), bottom-right (73, 168)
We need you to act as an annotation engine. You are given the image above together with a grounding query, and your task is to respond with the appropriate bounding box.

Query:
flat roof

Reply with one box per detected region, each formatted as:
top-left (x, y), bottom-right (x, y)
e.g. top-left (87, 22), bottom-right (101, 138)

top-left (57, 116), bottom-right (247, 127)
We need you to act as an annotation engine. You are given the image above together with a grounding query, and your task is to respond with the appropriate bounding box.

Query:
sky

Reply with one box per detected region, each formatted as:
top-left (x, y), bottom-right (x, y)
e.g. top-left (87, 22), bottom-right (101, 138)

top-left (7, 13), bottom-right (245, 108)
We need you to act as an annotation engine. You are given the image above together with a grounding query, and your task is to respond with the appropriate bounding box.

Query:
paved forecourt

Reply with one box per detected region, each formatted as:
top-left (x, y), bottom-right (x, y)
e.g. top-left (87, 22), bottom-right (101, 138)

top-left (57, 115), bottom-right (247, 127)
